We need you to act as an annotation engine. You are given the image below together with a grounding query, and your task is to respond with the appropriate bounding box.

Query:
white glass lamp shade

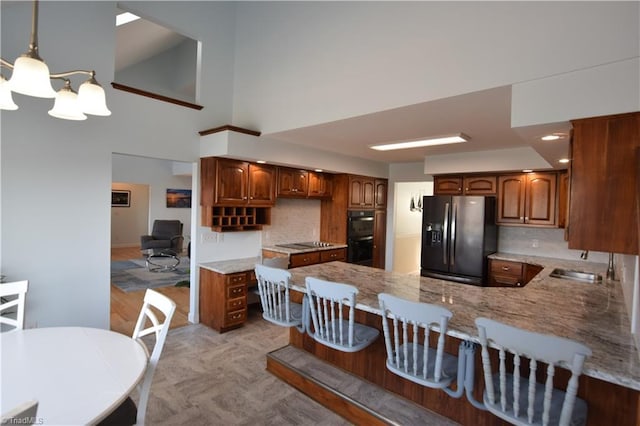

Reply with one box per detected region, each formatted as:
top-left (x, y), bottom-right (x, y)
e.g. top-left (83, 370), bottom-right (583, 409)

top-left (8, 56), bottom-right (56, 98)
top-left (48, 84), bottom-right (87, 121)
top-left (0, 75), bottom-right (18, 110)
top-left (78, 78), bottom-right (111, 116)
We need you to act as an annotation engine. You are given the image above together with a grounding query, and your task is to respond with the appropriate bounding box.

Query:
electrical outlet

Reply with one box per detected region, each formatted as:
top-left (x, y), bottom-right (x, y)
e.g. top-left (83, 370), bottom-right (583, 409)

top-left (531, 239), bottom-right (539, 248)
top-left (201, 233), bottom-right (217, 243)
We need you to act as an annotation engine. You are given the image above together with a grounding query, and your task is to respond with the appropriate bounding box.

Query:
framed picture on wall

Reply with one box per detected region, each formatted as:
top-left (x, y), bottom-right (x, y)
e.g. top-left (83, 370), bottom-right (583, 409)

top-left (166, 189), bottom-right (191, 208)
top-left (111, 190), bottom-right (131, 207)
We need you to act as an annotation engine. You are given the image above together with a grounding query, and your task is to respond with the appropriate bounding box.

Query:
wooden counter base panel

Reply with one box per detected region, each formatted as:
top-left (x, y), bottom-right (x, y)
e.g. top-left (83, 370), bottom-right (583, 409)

top-left (287, 291), bottom-right (639, 426)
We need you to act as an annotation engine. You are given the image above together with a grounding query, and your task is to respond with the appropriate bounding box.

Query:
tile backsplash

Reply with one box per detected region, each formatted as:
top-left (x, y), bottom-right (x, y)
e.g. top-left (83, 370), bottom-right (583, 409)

top-left (262, 198), bottom-right (321, 245)
top-left (498, 226), bottom-right (609, 264)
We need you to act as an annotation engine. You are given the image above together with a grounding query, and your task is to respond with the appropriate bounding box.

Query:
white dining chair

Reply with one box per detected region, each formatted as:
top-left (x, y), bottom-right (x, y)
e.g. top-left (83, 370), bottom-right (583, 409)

top-left (305, 276), bottom-right (379, 352)
top-left (99, 289), bottom-right (176, 426)
top-left (1, 399), bottom-right (38, 425)
top-left (0, 280), bottom-right (29, 331)
top-left (378, 293), bottom-right (459, 391)
top-left (255, 264), bottom-right (304, 330)
top-left (475, 317), bottom-right (592, 426)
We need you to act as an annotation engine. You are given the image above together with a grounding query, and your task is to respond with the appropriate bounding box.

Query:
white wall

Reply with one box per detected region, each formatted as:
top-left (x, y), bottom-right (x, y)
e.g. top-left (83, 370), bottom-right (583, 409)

top-left (393, 181), bottom-right (433, 274)
top-left (1, 1), bottom-right (235, 328)
top-left (111, 182), bottom-right (149, 248)
top-left (232, 2), bottom-right (638, 134)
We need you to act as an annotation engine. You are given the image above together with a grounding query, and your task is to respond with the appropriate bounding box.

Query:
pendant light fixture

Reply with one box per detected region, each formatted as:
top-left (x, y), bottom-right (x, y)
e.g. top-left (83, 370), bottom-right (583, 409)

top-left (0, 0), bottom-right (111, 119)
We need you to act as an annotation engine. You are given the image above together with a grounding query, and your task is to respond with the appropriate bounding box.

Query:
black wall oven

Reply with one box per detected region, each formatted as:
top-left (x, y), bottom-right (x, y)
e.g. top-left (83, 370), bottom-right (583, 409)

top-left (347, 210), bottom-right (374, 266)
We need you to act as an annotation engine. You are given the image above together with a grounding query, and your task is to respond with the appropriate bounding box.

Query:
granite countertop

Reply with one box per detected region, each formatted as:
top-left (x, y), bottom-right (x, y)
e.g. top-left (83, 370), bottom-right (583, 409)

top-left (199, 257), bottom-right (261, 274)
top-left (287, 255), bottom-right (640, 391)
top-left (262, 243), bottom-right (348, 255)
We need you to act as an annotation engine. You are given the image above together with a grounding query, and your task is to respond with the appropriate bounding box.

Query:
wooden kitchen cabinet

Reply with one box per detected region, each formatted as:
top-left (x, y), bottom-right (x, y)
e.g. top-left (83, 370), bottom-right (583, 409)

top-left (200, 268), bottom-right (257, 333)
top-left (349, 176), bottom-right (375, 209)
top-left (434, 176), bottom-right (463, 195)
top-left (463, 175), bottom-right (497, 195)
top-left (200, 157), bottom-right (275, 231)
top-left (373, 210), bottom-right (386, 269)
top-left (434, 174), bottom-right (496, 195)
top-left (320, 248), bottom-right (347, 263)
top-left (497, 172), bottom-right (557, 226)
top-left (289, 251), bottom-right (321, 268)
top-left (277, 167), bottom-right (308, 197)
top-left (308, 171), bottom-right (333, 199)
top-left (569, 112), bottom-right (639, 254)
top-left (374, 179), bottom-right (388, 209)
top-left (201, 157), bottom-right (276, 206)
top-left (262, 247), bottom-right (347, 268)
top-left (487, 259), bottom-right (542, 287)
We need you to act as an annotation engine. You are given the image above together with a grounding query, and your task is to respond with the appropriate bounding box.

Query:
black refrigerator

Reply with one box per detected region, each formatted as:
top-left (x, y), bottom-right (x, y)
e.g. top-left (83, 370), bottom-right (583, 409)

top-left (420, 195), bottom-right (497, 285)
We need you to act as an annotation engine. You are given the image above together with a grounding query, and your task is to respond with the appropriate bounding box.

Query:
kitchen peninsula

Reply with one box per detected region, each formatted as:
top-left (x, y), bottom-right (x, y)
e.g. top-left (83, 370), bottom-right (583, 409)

top-left (276, 257), bottom-right (640, 425)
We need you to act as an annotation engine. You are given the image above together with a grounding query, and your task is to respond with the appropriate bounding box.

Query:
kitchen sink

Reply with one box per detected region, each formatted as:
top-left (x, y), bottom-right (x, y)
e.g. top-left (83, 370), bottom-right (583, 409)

top-left (550, 268), bottom-right (602, 284)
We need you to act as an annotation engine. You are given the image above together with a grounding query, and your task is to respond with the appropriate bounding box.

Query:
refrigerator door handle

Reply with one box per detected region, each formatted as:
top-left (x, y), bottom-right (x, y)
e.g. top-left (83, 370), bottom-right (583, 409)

top-left (443, 202), bottom-right (450, 265)
top-left (451, 202), bottom-right (457, 266)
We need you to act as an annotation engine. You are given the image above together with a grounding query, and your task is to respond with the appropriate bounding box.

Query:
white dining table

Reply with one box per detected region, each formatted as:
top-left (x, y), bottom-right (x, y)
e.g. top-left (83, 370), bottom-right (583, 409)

top-left (1, 327), bottom-right (148, 425)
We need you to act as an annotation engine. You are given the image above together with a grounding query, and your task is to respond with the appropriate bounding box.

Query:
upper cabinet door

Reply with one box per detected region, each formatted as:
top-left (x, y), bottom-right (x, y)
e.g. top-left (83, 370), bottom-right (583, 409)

top-left (308, 172), bottom-right (333, 198)
top-left (216, 159), bottom-right (249, 204)
top-left (498, 173), bottom-right (557, 226)
top-left (374, 179), bottom-right (387, 209)
top-left (349, 176), bottom-right (375, 209)
top-left (525, 173), bottom-right (556, 226)
top-left (569, 112), bottom-right (639, 254)
top-left (278, 167), bottom-right (308, 197)
top-left (497, 175), bottom-right (526, 224)
top-left (464, 176), bottom-right (496, 195)
top-left (434, 176), bottom-right (463, 195)
top-left (248, 163), bottom-right (276, 205)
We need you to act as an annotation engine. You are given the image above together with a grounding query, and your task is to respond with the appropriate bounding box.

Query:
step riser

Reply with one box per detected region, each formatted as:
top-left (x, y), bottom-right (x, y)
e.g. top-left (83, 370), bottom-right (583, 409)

top-left (266, 354), bottom-right (394, 426)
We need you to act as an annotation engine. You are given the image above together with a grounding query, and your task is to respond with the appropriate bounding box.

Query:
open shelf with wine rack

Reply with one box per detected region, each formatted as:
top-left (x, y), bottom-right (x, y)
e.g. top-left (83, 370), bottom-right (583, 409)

top-left (201, 206), bottom-right (271, 232)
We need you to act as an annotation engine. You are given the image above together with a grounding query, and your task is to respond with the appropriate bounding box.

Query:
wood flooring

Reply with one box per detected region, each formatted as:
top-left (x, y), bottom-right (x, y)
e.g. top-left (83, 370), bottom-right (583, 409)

top-left (110, 246), bottom-right (190, 336)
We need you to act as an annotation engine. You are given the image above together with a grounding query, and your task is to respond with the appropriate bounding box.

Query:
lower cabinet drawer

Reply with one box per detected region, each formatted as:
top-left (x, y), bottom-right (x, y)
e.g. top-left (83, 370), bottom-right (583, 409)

top-left (489, 273), bottom-right (523, 287)
top-left (320, 248), bottom-right (347, 263)
top-left (290, 251), bottom-right (321, 268)
top-left (226, 297), bottom-right (246, 311)
top-left (225, 309), bottom-right (246, 325)
top-left (227, 283), bottom-right (246, 298)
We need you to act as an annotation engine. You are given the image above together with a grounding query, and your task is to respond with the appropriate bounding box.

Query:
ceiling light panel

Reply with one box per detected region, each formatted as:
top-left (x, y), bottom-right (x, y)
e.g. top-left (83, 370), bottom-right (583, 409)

top-left (370, 133), bottom-right (469, 151)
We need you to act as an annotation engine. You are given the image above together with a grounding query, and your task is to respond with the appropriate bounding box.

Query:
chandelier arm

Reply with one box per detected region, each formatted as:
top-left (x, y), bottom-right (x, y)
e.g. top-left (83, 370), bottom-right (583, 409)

top-left (1, 58), bottom-right (14, 70)
top-left (49, 70), bottom-right (94, 79)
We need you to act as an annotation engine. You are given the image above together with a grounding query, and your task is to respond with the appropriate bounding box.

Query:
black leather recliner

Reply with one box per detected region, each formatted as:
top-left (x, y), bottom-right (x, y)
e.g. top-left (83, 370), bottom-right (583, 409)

top-left (140, 220), bottom-right (183, 252)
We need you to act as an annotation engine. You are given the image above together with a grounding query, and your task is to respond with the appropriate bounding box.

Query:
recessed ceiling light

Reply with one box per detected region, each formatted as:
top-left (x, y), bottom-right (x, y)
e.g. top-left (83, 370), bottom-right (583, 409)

top-left (314, 169), bottom-right (323, 172)
top-left (116, 12), bottom-right (140, 27)
top-left (256, 160), bottom-right (267, 164)
top-left (523, 169), bottom-right (534, 173)
top-left (559, 158), bottom-right (570, 164)
top-left (370, 133), bottom-right (469, 151)
top-left (541, 133), bottom-right (567, 141)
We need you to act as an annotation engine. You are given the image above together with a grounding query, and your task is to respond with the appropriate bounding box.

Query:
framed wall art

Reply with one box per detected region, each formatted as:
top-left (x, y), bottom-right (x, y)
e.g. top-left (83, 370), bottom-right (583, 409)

top-left (111, 190), bottom-right (131, 207)
top-left (166, 189), bottom-right (191, 208)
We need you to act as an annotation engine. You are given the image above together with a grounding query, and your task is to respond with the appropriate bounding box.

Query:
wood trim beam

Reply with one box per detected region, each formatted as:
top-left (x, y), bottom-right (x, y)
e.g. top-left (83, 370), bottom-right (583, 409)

top-left (110, 82), bottom-right (204, 111)
top-left (198, 125), bottom-right (261, 137)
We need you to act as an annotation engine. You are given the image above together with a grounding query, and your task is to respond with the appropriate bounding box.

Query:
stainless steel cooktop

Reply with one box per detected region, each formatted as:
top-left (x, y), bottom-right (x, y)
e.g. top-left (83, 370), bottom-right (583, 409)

top-left (275, 241), bottom-right (334, 250)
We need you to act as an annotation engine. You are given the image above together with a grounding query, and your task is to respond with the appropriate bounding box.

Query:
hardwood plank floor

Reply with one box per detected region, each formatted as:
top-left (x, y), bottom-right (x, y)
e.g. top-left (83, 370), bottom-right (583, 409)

top-left (110, 246), bottom-right (190, 336)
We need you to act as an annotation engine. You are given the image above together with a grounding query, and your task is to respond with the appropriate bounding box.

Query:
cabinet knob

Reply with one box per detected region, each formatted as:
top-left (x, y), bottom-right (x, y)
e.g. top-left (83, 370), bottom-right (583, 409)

top-left (520, 217), bottom-right (524, 221)
top-left (501, 266), bottom-right (510, 271)
top-left (525, 217), bottom-right (529, 221)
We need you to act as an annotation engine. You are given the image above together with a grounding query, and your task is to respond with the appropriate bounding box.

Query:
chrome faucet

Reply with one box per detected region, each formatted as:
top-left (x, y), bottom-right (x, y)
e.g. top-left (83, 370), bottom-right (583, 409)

top-left (606, 253), bottom-right (616, 281)
top-left (580, 250), bottom-right (589, 260)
